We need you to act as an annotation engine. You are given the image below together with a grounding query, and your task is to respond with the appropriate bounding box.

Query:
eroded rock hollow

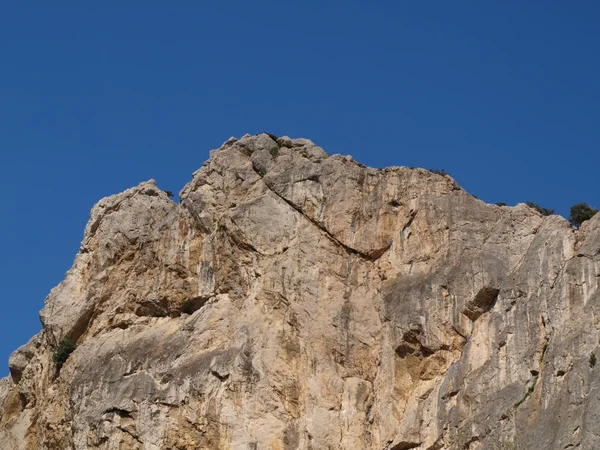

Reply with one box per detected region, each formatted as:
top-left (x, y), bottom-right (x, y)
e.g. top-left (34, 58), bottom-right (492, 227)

top-left (1, 134), bottom-right (599, 449)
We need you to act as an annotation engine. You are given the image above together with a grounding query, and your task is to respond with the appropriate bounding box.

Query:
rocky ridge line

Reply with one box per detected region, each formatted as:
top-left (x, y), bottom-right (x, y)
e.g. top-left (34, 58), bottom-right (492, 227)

top-left (0, 133), bottom-right (599, 449)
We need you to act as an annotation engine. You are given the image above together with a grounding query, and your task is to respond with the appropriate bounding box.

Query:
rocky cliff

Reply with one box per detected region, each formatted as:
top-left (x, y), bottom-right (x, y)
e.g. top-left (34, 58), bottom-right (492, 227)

top-left (1, 134), bottom-right (599, 450)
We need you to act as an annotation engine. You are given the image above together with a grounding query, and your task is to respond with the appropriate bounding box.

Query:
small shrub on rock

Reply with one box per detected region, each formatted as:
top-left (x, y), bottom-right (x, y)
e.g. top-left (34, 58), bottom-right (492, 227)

top-left (265, 132), bottom-right (279, 142)
top-left (569, 202), bottom-right (598, 227)
top-left (54, 337), bottom-right (77, 365)
top-left (428, 168), bottom-right (448, 177)
top-left (525, 201), bottom-right (554, 216)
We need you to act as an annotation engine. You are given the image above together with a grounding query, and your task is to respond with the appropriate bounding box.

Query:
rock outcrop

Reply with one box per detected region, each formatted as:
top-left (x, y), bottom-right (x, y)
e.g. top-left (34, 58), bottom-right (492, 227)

top-left (1, 134), bottom-right (599, 449)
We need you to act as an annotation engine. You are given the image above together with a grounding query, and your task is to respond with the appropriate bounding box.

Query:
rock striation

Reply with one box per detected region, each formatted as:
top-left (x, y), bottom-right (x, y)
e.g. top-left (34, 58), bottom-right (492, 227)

top-left (1, 134), bottom-right (599, 449)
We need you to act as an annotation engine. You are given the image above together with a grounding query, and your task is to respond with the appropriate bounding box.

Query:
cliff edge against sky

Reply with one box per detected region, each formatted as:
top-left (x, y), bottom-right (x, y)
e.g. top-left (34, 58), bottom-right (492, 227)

top-left (1, 134), bottom-right (599, 450)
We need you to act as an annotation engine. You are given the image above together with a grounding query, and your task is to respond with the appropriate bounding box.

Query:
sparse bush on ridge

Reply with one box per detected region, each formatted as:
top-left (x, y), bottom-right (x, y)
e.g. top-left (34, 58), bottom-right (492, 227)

top-left (569, 202), bottom-right (598, 228)
top-left (265, 132), bottom-right (279, 142)
top-left (428, 168), bottom-right (448, 177)
top-left (525, 201), bottom-right (554, 216)
top-left (261, 132), bottom-right (282, 157)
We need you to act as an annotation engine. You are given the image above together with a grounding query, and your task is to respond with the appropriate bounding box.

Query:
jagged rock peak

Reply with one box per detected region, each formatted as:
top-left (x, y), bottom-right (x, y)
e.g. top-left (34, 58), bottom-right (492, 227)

top-left (1, 134), bottom-right (599, 449)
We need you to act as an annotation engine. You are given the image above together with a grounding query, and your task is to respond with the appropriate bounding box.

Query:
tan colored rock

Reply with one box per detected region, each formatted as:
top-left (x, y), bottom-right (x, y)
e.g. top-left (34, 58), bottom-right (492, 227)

top-left (1, 134), bottom-right (599, 449)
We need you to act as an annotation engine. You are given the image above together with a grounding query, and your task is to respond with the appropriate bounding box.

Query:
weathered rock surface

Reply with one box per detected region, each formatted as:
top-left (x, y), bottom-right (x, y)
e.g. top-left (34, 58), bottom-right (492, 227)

top-left (1, 133), bottom-right (599, 449)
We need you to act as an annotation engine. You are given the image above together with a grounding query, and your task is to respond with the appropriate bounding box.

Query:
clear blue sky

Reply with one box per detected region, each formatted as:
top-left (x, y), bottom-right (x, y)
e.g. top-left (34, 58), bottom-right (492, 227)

top-left (1, 2), bottom-right (599, 375)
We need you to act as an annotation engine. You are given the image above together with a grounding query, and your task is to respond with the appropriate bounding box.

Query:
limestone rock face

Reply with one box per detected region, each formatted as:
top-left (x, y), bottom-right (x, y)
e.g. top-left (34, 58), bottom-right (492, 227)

top-left (1, 134), bottom-right (599, 450)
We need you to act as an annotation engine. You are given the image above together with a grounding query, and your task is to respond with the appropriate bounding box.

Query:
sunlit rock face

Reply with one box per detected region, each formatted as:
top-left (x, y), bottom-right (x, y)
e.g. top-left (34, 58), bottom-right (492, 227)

top-left (1, 134), bottom-right (599, 450)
